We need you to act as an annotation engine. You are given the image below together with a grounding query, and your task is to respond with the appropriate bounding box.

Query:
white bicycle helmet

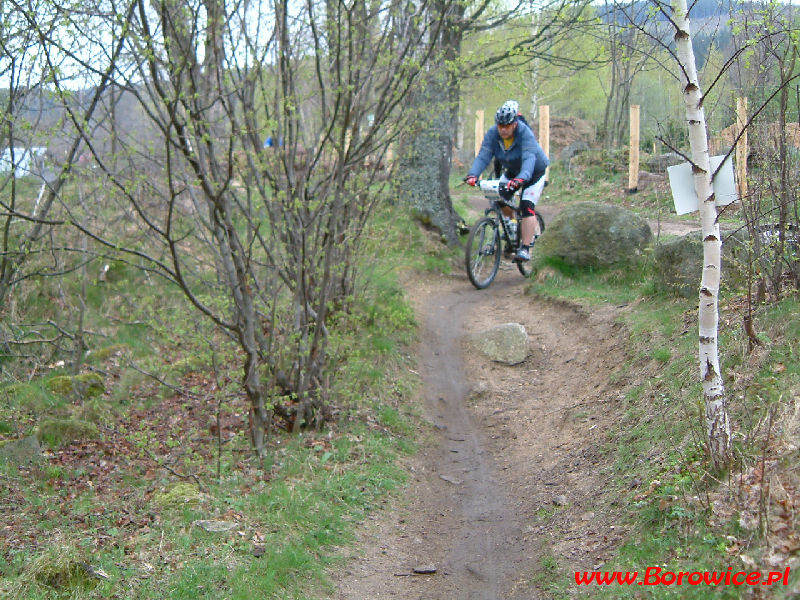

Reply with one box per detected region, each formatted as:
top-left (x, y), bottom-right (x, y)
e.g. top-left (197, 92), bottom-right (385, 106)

top-left (495, 101), bottom-right (519, 125)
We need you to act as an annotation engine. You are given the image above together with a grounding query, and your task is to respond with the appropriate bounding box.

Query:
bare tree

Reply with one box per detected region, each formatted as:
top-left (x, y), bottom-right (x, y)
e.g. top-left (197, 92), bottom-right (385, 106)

top-left (730, 2), bottom-right (800, 298)
top-left (24, 0), bottom-right (456, 454)
top-left (597, 0), bottom-right (665, 148)
top-left (0, 0), bottom-right (133, 376)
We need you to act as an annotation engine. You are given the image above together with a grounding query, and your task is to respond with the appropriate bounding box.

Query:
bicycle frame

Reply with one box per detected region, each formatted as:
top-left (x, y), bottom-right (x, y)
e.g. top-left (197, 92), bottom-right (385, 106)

top-left (465, 178), bottom-right (541, 289)
top-left (479, 180), bottom-right (522, 252)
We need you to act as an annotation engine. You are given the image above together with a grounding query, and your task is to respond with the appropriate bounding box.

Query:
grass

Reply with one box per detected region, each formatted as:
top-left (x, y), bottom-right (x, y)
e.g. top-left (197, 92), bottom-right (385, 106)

top-left (529, 553), bottom-right (572, 599)
top-left (531, 270), bottom-right (798, 598)
top-left (3, 161), bottom-right (799, 598)
top-left (0, 193), bottom-right (425, 599)
top-left (107, 433), bottom-right (411, 600)
top-left (507, 162), bottom-right (800, 598)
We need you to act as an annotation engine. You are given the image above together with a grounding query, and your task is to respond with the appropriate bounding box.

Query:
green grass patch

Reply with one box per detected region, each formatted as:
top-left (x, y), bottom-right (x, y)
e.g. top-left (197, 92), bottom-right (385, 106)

top-left (529, 552), bottom-right (572, 599)
top-left (521, 240), bottom-right (800, 597)
top-left (529, 261), bottom-right (654, 306)
top-left (0, 197), bottom-right (427, 600)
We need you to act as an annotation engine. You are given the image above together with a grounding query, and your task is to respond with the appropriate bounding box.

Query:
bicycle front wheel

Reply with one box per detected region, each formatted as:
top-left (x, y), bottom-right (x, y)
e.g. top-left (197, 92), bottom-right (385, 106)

top-left (466, 217), bottom-right (502, 289)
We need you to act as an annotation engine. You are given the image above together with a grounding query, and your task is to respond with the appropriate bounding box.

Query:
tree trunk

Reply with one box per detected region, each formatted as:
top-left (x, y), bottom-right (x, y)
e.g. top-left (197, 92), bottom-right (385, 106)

top-left (672, 0), bottom-right (732, 470)
top-left (398, 2), bottom-right (463, 245)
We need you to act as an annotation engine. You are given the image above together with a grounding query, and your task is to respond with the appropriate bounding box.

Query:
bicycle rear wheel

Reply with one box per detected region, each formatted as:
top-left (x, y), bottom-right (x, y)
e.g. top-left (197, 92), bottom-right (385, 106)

top-left (516, 212), bottom-right (545, 278)
top-left (466, 217), bottom-right (502, 289)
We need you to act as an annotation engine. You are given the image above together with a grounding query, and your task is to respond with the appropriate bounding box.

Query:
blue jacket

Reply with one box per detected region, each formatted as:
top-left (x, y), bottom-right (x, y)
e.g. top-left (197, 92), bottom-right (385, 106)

top-left (468, 120), bottom-right (549, 184)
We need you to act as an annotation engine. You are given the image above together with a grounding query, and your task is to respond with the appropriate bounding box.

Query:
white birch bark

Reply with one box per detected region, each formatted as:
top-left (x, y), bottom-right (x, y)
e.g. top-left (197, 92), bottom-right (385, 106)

top-left (672, 0), bottom-right (732, 469)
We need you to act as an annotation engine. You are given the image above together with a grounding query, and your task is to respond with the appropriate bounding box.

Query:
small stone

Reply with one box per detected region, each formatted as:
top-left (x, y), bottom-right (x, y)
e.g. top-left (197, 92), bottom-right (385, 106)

top-left (468, 381), bottom-right (490, 402)
top-left (439, 475), bottom-right (462, 485)
top-left (193, 520), bottom-right (238, 533)
top-left (413, 564), bottom-right (437, 574)
top-left (553, 495), bottom-right (568, 507)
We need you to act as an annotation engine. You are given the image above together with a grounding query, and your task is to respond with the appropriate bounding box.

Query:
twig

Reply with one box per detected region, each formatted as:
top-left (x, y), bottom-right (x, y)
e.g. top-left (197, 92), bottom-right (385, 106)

top-left (145, 449), bottom-right (205, 491)
top-left (121, 357), bottom-right (197, 398)
top-left (758, 407), bottom-right (776, 538)
top-left (743, 314), bottom-right (763, 351)
top-left (541, 398), bottom-right (613, 417)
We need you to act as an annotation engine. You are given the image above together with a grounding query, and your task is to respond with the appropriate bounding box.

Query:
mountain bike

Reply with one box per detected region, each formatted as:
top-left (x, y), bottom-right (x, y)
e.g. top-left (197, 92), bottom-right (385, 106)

top-left (465, 179), bottom-right (545, 289)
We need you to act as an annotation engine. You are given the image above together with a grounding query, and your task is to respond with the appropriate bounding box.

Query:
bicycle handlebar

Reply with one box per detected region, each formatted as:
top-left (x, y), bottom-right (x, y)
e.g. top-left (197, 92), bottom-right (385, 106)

top-left (473, 178), bottom-right (519, 210)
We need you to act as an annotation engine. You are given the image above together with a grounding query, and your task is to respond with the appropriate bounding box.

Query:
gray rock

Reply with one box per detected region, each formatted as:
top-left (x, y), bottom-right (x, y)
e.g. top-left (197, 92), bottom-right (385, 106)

top-left (653, 229), bottom-right (750, 297)
top-left (0, 435), bottom-right (42, 464)
top-left (467, 381), bottom-right (491, 402)
top-left (464, 323), bottom-right (529, 365)
top-left (533, 202), bottom-right (652, 269)
top-left (193, 520), bottom-right (238, 533)
top-left (653, 232), bottom-right (703, 298)
top-left (413, 564), bottom-right (438, 574)
top-left (559, 141), bottom-right (590, 170)
top-left (645, 152), bottom-right (684, 172)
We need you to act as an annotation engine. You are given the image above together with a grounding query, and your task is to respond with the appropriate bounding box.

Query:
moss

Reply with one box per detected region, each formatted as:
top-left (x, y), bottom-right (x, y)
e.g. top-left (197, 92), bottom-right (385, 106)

top-left (37, 418), bottom-right (99, 449)
top-left (47, 376), bottom-right (74, 396)
top-left (75, 398), bottom-right (114, 425)
top-left (2, 383), bottom-right (37, 403)
top-left (46, 373), bottom-right (105, 399)
top-left (0, 436), bottom-right (42, 464)
top-left (169, 355), bottom-right (207, 375)
top-left (153, 482), bottom-right (203, 509)
top-left (87, 343), bottom-right (132, 362)
top-left (1, 382), bottom-right (62, 412)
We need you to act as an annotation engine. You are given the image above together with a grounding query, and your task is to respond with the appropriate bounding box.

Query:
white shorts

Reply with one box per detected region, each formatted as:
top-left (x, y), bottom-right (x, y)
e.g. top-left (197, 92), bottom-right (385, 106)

top-left (521, 177), bottom-right (546, 205)
top-left (499, 174), bottom-right (545, 209)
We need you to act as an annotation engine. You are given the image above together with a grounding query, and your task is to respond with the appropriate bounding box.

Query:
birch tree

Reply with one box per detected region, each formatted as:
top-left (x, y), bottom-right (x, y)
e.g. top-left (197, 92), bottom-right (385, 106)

top-left (670, 0), bottom-right (732, 469)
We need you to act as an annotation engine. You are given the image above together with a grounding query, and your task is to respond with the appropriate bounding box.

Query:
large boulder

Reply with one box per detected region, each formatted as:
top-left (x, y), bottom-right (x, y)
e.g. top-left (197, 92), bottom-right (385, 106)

top-left (645, 152), bottom-right (684, 172)
top-left (464, 323), bottom-right (529, 365)
top-left (653, 231), bottom-right (703, 298)
top-left (559, 141), bottom-right (590, 171)
top-left (47, 373), bottom-right (105, 399)
top-left (533, 202), bottom-right (652, 269)
top-left (0, 436), bottom-right (42, 464)
top-left (37, 418), bottom-right (99, 449)
top-left (653, 229), bottom-right (749, 297)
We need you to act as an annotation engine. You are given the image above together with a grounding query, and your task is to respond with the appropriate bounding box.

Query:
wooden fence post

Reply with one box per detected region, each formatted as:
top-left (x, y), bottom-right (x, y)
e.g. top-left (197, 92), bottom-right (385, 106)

top-left (736, 97), bottom-right (748, 200)
top-left (474, 110), bottom-right (484, 158)
top-left (628, 105), bottom-right (640, 193)
top-left (539, 105), bottom-right (550, 181)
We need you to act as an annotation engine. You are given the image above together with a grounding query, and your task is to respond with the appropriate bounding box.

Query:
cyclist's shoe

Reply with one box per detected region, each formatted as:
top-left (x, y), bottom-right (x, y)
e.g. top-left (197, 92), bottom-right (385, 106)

top-left (514, 247), bottom-right (530, 262)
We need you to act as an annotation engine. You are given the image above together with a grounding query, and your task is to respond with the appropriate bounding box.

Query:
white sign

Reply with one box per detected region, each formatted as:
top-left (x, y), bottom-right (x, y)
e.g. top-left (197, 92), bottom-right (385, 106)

top-left (667, 154), bottom-right (738, 215)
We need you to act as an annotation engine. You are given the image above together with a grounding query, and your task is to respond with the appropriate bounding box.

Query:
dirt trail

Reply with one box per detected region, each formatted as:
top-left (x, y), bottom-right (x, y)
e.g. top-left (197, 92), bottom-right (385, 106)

top-left (332, 248), bottom-right (635, 599)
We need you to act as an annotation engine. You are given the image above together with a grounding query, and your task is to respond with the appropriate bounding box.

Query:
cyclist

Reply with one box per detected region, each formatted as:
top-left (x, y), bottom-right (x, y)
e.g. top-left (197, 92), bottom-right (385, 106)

top-left (465, 100), bottom-right (549, 262)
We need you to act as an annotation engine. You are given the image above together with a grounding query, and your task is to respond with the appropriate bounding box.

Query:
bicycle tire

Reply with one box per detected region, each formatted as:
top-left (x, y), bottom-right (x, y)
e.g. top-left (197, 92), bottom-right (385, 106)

top-left (466, 217), bottom-right (502, 289)
top-left (516, 212), bottom-right (545, 278)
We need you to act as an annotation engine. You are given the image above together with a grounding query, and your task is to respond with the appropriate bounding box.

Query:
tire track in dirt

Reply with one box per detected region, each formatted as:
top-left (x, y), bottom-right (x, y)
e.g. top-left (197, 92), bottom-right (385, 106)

top-left (332, 247), bottom-right (632, 599)
top-left (414, 279), bottom-right (523, 598)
